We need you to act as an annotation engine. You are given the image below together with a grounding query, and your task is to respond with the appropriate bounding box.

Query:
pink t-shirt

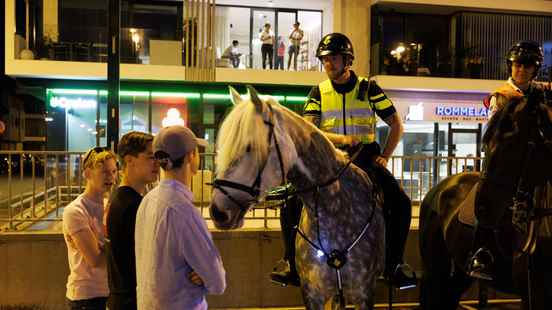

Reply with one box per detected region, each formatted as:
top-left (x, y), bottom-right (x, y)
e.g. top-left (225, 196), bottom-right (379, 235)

top-left (62, 194), bottom-right (109, 300)
top-left (277, 42), bottom-right (285, 57)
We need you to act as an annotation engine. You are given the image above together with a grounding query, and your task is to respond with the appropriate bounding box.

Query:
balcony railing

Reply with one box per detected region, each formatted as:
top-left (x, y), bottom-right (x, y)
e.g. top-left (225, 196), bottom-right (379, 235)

top-left (0, 150), bottom-right (483, 232)
top-left (12, 1), bottom-right (323, 74)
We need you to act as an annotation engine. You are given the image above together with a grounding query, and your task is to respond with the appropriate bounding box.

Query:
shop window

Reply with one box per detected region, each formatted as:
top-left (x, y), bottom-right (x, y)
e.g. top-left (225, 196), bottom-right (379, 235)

top-left (214, 5), bottom-right (322, 71)
top-left (46, 90), bottom-right (100, 152)
top-left (120, 93), bottom-right (149, 137)
top-left (151, 95), bottom-right (189, 134)
top-left (215, 6), bottom-right (250, 69)
top-left (372, 11), bottom-right (450, 77)
top-left (297, 11), bottom-right (322, 71)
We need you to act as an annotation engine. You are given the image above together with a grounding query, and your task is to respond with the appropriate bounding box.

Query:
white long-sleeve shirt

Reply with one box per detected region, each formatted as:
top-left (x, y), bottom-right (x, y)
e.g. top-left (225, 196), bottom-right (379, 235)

top-left (135, 179), bottom-right (226, 310)
top-left (260, 29), bottom-right (274, 45)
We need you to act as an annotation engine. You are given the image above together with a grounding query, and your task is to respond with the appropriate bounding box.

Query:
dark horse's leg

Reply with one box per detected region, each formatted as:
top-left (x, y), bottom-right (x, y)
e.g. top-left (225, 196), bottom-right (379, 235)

top-left (419, 179), bottom-right (473, 310)
top-left (514, 247), bottom-right (552, 310)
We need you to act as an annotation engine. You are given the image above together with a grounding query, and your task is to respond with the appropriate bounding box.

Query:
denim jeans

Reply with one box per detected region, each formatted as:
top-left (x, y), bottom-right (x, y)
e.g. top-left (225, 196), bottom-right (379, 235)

top-left (261, 44), bottom-right (273, 69)
top-left (67, 297), bottom-right (107, 310)
top-left (287, 45), bottom-right (300, 70)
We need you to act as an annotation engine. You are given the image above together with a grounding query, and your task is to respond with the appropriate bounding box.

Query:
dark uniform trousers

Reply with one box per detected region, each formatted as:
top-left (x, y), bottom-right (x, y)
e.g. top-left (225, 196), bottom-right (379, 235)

top-left (352, 143), bottom-right (412, 272)
top-left (279, 142), bottom-right (412, 274)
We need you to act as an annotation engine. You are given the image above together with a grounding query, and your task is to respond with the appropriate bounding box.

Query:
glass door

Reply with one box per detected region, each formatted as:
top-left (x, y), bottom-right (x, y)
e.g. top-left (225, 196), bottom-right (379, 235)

top-left (275, 10), bottom-right (297, 70)
top-left (447, 123), bottom-right (482, 175)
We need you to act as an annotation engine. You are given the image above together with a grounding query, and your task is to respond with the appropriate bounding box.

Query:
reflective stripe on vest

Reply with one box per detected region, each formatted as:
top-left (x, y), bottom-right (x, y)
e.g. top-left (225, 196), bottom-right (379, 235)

top-left (318, 77), bottom-right (376, 144)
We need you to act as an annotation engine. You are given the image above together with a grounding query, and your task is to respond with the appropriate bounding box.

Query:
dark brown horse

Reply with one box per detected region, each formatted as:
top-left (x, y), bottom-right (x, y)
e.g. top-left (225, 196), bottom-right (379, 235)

top-left (419, 95), bottom-right (552, 309)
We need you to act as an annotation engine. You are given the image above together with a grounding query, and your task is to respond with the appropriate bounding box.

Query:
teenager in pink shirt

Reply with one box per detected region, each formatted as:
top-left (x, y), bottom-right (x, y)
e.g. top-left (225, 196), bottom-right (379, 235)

top-left (63, 147), bottom-right (118, 309)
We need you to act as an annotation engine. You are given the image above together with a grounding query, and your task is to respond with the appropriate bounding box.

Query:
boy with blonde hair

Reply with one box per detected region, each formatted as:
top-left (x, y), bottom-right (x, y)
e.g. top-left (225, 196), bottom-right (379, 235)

top-left (63, 147), bottom-right (118, 309)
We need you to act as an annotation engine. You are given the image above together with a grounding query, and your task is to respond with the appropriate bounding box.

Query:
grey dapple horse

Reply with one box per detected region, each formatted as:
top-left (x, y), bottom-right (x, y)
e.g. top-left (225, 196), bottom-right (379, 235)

top-left (209, 85), bottom-right (385, 309)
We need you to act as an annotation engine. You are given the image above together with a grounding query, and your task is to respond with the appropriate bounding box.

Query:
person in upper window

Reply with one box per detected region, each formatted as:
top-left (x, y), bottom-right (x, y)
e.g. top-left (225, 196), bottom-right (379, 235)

top-left (287, 22), bottom-right (304, 71)
top-left (259, 23), bottom-right (275, 69)
top-left (222, 40), bottom-right (242, 68)
top-left (275, 36), bottom-right (285, 70)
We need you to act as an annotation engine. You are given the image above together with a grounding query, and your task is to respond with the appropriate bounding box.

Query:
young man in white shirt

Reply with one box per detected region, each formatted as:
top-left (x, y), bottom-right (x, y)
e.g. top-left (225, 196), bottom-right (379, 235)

top-left (63, 147), bottom-right (118, 309)
top-left (135, 126), bottom-right (226, 309)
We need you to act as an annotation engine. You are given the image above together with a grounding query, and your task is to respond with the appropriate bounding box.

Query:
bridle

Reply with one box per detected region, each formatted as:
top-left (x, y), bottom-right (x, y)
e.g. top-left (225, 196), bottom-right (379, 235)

top-left (212, 104), bottom-right (286, 213)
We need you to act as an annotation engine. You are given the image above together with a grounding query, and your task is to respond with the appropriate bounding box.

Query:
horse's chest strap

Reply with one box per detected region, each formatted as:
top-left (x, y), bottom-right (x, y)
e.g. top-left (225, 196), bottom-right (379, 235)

top-left (326, 249), bottom-right (348, 269)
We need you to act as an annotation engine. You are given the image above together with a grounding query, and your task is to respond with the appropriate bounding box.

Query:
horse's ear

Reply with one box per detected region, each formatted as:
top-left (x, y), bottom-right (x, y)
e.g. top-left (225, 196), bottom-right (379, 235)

top-left (246, 85), bottom-right (263, 113)
top-left (228, 86), bottom-right (242, 106)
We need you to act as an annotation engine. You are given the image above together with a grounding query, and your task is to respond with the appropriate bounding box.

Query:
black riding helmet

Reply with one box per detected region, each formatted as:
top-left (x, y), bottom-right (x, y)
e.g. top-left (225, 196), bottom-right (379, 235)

top-left (316, 33), bottom-right (354, 65)
top-left (507, 40), bottom-right (544, 76)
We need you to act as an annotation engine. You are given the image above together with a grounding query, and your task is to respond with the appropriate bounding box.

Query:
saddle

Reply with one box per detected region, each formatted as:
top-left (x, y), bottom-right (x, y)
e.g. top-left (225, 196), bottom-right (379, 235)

top-left (457, 183), bottom-right (479, 227)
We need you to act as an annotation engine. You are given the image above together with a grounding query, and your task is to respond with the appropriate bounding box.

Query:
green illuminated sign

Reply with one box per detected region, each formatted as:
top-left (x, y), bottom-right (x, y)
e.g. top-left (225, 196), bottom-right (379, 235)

top-left (47, 88), bottom-right (308, 108)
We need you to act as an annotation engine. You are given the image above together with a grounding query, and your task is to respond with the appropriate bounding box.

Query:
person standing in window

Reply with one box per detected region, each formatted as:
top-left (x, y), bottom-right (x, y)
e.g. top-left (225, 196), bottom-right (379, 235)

top-left (287, 22), bottom-right (304, 71)
top-left (63, 147), bottom-right (118, 310)
top-left (106, 132), bottom-right (159, 310)
top-left (275, 36), bottom-right (285, 70)
top-left (260, 23), bottom-right (274, 69)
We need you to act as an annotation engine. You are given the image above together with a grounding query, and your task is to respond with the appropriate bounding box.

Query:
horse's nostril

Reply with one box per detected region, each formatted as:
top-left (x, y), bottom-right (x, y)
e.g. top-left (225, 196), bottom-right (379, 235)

top-left (210, 204), bottom-right (228, 223)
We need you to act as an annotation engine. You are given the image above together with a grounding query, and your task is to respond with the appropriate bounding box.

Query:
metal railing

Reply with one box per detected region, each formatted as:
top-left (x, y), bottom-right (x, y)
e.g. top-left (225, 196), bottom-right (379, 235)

top-left (0, 150), bottom-right (483, 232)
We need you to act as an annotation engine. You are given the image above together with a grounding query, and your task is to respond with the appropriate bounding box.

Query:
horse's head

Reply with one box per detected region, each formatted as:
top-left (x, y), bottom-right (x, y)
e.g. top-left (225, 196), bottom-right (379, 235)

top-left (480, 93), bottom-right (552, 218)
top-left (209, 85), bottom-right (301, 229)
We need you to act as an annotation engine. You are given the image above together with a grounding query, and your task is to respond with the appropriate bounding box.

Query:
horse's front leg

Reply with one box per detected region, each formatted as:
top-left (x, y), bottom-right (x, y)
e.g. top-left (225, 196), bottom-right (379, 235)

top-left (300, 285), bottom-right (326, 310)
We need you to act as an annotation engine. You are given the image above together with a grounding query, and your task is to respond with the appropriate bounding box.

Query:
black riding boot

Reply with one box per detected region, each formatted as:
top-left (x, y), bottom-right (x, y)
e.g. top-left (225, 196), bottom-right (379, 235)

top-left (270, 193), bottom-right (302, 287)
top-left (382, 190), bottom-right (417, 290)
top-left (467, 225), bottom-right (495, 281)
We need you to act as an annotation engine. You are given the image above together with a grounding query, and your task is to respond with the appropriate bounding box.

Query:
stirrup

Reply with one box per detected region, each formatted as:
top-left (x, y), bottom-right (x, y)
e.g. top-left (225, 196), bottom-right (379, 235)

top-left (269, 259), bottom-right (300, 287)
top-left (468, 248), bottom-right (494, 281)
top-left (270, 270), bottom-right (300, 287)
top-left (386, 263), bottom-right (417, 290)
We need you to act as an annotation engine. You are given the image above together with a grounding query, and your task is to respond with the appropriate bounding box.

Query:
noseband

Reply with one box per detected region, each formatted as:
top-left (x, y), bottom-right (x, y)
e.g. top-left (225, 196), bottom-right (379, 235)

top-left (212, 104), bottom-right (286, 213)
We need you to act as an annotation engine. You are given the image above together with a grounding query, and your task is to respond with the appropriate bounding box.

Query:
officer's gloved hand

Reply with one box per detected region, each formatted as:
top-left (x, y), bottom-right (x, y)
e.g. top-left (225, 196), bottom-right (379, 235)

top-left (265, 183), bottom-right (296, 202)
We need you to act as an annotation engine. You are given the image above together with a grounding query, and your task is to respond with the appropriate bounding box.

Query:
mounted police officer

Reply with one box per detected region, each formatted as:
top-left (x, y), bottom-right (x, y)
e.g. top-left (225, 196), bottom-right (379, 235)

top-left (468, 40), bottom-right (546, 281)
top-left (270, 33), bottom-right (416, 289)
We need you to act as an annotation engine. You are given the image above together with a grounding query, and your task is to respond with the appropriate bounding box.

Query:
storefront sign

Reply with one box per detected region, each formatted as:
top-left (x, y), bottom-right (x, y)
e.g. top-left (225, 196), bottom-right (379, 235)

top-left (435, 105), bottom-right (488, 121)
top-left (50, 96), bottom-right (97, 109)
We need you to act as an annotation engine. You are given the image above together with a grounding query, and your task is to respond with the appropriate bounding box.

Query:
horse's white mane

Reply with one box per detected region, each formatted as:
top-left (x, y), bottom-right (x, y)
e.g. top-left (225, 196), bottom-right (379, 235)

top-left (216, 88), bottom-right (347, 177)
top-left (215, 95), bottom-right (273, 174)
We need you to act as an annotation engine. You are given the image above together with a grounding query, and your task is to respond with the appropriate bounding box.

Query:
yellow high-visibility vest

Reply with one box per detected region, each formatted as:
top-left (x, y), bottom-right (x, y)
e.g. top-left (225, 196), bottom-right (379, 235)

top-left (318, 77), bottom-right (392, 144)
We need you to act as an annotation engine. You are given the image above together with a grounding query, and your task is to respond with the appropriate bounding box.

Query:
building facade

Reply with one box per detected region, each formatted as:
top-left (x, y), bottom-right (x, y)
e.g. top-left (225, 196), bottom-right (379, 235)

top-left (3, 0), bottom-right (552, 160)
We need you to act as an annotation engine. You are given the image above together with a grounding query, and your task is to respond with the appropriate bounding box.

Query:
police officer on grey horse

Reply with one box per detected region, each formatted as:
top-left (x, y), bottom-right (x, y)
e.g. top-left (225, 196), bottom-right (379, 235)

top-left (270, 33), bottom-right (417, 290)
